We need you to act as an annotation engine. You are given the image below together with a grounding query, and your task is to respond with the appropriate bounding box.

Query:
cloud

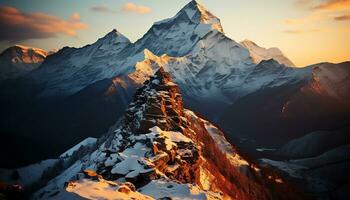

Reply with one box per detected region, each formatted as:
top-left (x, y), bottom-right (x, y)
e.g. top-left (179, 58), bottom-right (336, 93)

top-left (91, 6), bottom-right (113, 13)
top-left (312, 0), bottom-right (350, 10)
top-left (0, 6), bottom-right (88, 42)
top-left (283, 29), bottom-right (322, 34)
top-left (334, 14), bottom-right (350, 20)
top-left (70, 13), bottom-right (81, 21)
top-left (122, 3), bottom-right (151, 14)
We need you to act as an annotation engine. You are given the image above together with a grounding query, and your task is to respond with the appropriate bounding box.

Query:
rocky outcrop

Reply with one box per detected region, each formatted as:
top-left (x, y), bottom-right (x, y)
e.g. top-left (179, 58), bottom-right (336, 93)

top-left (34, 67), bottom-right (306, 200)
top-left (125, 67), bottom-right (185, 133)
top-left (92, 68), bottom-right (201, 186)
top-left (72, 68), bottom-right (303, 199)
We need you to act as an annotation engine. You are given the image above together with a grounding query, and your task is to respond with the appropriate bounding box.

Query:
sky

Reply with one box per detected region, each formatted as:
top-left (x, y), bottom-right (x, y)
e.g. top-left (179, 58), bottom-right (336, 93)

top-left (0, 0), bottom-right (349, 67)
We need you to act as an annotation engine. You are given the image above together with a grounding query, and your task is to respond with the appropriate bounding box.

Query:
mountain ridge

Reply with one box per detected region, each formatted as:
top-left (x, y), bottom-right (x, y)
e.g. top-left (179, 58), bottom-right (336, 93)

top-left (33, 67), bottom-right (303, 200)
top-left (240, 39), bottom-right (295, 67)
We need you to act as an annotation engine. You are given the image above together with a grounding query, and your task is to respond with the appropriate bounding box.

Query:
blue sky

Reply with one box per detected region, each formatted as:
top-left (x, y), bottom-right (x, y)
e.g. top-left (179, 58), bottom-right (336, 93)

top-left (0, 0), bottom-right (349, 66)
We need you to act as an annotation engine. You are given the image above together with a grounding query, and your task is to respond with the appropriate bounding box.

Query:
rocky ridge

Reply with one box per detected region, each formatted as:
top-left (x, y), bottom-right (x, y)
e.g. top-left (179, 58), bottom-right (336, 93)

top-left (34, 68), bottom-right (303, 199)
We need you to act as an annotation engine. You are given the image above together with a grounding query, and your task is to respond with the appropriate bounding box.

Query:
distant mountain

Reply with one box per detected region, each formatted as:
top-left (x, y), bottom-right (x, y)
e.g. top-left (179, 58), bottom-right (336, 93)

top-left (282, 62), bottom-right (350, 117)
top-left (31, 29), bottom-right (131, 97)
top-left (277, 126), bottom-right (350, 159)
top-left (33, 68), bottom-right (302, 200)
top-left (260, 126), bottom-right (350, 199)
top-left (219, 61), bottom-right (350, 151)
top-left (0, 45), bottom-right (47, 82)
top-left (241, 40), bottom-right (295, 67)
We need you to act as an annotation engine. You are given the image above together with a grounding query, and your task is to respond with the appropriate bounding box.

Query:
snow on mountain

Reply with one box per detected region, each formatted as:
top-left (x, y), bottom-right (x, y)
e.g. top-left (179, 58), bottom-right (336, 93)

top-left (0, 45), bottom-right (47, 81)
top-left (241, 39), bottom-right (295, 67)
top-left (238, 59), bottom-right (311, 96)
top-left (31, 29), bottom-right (132, 97)
top-left (130, 0), bottom-right (224, 57)
top-left (34, 68), bottom-right (299, 200)
top-left (22, 0), bottom-right (312, 110)
top-left (60, 137), bottom-right (97, 158)
top-left (27, 0), bottom-right (256, 99)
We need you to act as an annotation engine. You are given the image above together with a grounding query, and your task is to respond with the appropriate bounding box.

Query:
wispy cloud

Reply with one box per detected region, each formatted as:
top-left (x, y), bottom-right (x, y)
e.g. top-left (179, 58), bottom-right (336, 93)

top-left (312, 0), bottom-right (350, 11)
top-left (122, 3), bottom-right (151, 14)
top-left (334, 14), bottom-right (350, 20)
top-left (0, 6), bottom-right (88, 42)
top-left (283, 29), bottom-right (322, 34)
top-left (91, 6), bottom-right (114, 13)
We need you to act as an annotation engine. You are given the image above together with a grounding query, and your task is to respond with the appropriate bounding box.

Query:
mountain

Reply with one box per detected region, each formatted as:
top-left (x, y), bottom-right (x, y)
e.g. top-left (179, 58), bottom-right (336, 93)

top-left (30, 0), bottom-right (253, 99)
top-left (282, 62), bottom-right (350, 116)
top-left (31, 29), bottom-right (131, 97)
top-left (276, 126), bottom-right (350, 159)
top-left (127, 0), bottom-right (224, 57)
top-left (0, 45), bottom-right (47, 82)
top-left (241, 40), bottom-right (295, 67)
top-left (0, 0), bottom-right (254, 167)
top-left (218, 61), bottom-right (350, 154)
top-left (33, 68), bottom-right (303, 200)
top-left (0, 0), bottom-right (348, 169)
top-left (260, 126), bottom-right (350, 199)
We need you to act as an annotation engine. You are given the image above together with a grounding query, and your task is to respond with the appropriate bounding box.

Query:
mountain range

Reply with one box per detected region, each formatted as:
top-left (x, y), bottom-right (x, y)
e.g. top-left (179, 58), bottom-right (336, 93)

top-left (0, 0), bottom-right (349, 199)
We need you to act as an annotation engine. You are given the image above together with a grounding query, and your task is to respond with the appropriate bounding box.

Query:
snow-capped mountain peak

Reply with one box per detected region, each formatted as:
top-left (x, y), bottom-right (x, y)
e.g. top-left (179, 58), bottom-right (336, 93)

top-left (241, 39), bottom-right (295, 67)
top-left (132, 0), bottom-right (224, 57)
top-left (169, 0), bottom-right (224, 33)
top-left (3, 45), bottom-right (47, 64)
top-left (12, 45), bottom-right (48, 59)
top-left (0, 45), bottom-right (48, 81)
top-left (94, 29), bottom-right (131, 50)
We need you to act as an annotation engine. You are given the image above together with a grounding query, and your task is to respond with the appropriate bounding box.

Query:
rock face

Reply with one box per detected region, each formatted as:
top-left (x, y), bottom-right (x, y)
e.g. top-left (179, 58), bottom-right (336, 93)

top-left (0, 45), bottom-right (47, 81)
top-left (92, 68), bottom-right (203, 188)
top-left (35, 68), bottom-right (304, 200)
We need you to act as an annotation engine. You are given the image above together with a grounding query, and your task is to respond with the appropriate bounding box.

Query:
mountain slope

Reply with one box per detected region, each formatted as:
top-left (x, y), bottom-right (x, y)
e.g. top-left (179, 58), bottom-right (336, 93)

top-left (34, 68), bottom-right (303, 200)
top-left (260, 126), bottom-right (350, 199)
top-left (241, 40), bottom-right (295, 67)
top-left (219, 61), bottom-right (350, 155)
top-left (30, 29), bottom-right (131, 97)
top-left (277, 126), bottom-right (350, 159)
top-left (0, 45), bottom-right (47, 82)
